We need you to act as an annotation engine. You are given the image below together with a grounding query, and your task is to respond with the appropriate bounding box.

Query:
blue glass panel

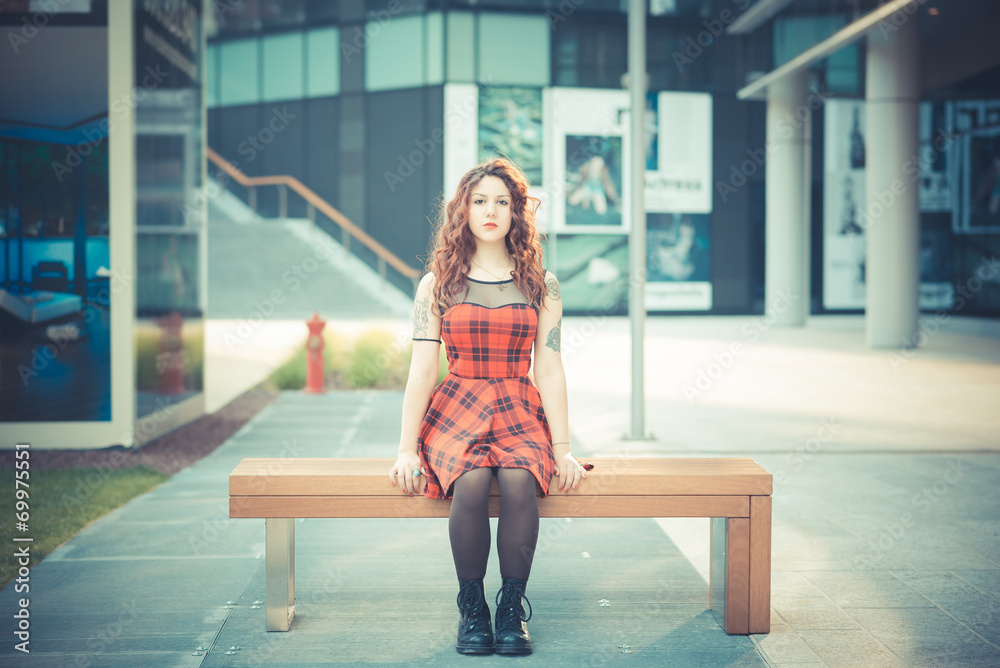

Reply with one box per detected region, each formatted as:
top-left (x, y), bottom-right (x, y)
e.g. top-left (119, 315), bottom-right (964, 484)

top-left (219, 38), bottom-right (259, 106)
top-left (365, 15), bottom-right (424, 91)
top-left (478, 13), bottom-right (549, 86)
top-left (306, 27), bottom-right (340, 97)
top-left (262, 32), bottom-right (305, 102)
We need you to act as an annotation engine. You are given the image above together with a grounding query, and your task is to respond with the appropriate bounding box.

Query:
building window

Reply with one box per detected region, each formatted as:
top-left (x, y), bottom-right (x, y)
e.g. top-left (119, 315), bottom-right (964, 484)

top-left (427, 11), bottom-right (444, 85)
top-left (477, 13), bottom-right (549, 86)
top-left (446, 11), bottom-right (475, 82)
top-left (262, 32), bottom-right (305, 102)
top-left (219, 38), bottom-right (260, 106)
top-left (553, 19), bottom-right (626, 89)
top-left (365, 14), bottom-right (425, 91)
top-left (306, 26), bottom-right (340, 97)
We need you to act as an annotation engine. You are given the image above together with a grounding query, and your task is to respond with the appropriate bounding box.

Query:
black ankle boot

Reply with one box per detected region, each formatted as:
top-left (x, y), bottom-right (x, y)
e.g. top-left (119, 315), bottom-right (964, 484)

top-left (456, 579), bottom-right (494, 655)
top-left (494, 577), bottom-right (532, 655)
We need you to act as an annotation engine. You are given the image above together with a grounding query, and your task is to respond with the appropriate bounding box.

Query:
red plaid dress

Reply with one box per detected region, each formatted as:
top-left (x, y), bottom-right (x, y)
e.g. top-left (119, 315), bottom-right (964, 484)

top-left (416, 277), bottom-right (556, 499)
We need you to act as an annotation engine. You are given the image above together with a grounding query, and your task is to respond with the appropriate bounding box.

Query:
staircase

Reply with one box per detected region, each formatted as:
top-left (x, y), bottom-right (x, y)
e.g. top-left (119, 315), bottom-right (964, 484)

top-left (206, 182), bottom-right (414, 320)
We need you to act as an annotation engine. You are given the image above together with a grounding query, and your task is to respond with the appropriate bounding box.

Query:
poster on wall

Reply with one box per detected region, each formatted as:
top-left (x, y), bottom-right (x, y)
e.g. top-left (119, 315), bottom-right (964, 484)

top-left (544, 88), bottom-right (713, 311)
top-left (953, 100), bottom-right (1000, 234)
top-left (553, 234), bottom-right (629, 316)
top-left (646, 213), bottom-right (712, 310)
top-left (822, 99), bottom-right (956, 311)
top-left (546, 88), bottom-right (631, 234)
top-left (644, 92), bottom-right (713, 215)
top-left (565, 134), bottom-right (624, 227)
top-left (478, 86), bottom-right (543, 185)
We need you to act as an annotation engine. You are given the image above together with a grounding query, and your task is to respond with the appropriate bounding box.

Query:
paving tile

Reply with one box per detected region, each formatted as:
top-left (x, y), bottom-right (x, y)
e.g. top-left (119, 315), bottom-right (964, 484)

top-left (802, 571), bottom-right (934, 608)
top-left (846, 606), bottom-right (982, 645)
top-left (886, 642), bottom-right (1000, 668)
top-left (772, 596), bottom-right (860, 631)
top-left (752, 622), bottom-right (823, 664)
top-left (770, 571), bottom-right (827, 601)
top-left (952, 569), bottom-right (1000, 600)
top-left (797, 629), bottom-right (908, 668)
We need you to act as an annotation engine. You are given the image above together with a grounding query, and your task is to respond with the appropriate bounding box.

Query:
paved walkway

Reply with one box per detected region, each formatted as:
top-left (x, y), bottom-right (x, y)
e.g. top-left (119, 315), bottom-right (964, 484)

top-left (1, 314), bottom-right (998, 666)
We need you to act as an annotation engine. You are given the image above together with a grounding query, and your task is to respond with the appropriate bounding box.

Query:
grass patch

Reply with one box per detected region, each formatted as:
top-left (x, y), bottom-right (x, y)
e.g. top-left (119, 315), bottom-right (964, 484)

top-left (0, 466), bottom-right (168, 589)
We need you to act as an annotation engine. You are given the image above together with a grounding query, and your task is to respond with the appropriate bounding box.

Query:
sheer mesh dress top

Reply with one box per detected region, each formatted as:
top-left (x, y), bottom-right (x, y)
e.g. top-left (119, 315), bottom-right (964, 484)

top-left (412, 277), bottom-right (556, 500)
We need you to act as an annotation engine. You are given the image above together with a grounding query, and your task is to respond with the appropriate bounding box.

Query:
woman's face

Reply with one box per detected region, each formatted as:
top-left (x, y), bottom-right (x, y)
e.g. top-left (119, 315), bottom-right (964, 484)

top-left (467, 175), bottom-right (513, 243)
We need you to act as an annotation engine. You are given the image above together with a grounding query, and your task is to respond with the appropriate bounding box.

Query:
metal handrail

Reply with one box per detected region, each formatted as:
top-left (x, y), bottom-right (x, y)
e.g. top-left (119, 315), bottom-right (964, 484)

top-left (206, 147), bottom-right (422, 292)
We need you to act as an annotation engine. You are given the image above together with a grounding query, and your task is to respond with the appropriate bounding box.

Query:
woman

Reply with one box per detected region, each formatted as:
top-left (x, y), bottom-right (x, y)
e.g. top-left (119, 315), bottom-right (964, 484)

top-left (389, 157), bottom-right (588, 656)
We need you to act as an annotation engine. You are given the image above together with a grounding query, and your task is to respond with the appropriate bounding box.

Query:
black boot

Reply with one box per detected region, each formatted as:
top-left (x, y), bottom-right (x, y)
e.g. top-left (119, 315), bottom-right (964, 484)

top-left (494, 577), bottom-right (532, 655)
top-left (456, 579), bottom-right (494, 655)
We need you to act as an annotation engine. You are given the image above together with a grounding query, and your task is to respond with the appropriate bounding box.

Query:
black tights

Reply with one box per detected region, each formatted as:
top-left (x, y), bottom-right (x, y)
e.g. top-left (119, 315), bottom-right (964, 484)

top-left (449, 467), bottom-right (539, 581)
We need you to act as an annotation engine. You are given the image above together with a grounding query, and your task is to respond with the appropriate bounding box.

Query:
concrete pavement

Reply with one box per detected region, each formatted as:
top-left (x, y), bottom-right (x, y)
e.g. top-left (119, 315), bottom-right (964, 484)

top-left (1, 314), bottom-right (997, 666)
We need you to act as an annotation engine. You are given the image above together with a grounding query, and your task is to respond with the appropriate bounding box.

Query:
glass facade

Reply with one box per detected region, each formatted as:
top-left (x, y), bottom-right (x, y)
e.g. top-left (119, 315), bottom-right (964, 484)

top-left (201, 0), bottom-right (1000, 319)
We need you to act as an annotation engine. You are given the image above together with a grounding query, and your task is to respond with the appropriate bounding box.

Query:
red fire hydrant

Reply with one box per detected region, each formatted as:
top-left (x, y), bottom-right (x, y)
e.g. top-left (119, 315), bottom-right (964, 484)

top-left (304, 312), bottom-right (326, 394)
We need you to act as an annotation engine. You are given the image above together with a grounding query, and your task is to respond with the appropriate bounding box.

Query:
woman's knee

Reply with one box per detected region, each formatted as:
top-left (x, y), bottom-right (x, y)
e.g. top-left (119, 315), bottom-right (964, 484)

top-left (497, 468), bottom-right (539, 508)
top-left (452, 467), bottom-right (494, 505)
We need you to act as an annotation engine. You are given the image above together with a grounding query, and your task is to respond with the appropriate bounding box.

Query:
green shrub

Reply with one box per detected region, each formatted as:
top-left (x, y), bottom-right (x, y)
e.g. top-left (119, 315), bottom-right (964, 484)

top-left (346, 329), bottom-right (407, 388)
top-left (266, 347), bottom-right (307, 390)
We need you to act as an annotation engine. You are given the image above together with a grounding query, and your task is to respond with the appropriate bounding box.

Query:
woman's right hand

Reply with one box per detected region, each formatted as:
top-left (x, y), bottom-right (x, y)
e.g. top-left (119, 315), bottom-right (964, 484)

top-left (389, 451), bottom-right (424, 496)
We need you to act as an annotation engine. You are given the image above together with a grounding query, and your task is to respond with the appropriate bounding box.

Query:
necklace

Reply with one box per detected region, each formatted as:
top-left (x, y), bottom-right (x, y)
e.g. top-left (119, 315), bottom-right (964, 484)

top-left (471, 259), bottom-right (512, 291)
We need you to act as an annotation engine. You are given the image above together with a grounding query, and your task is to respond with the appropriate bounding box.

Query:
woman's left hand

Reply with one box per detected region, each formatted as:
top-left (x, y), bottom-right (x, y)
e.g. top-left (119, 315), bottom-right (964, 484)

top-left (553, 444), bottom-right (587, 493)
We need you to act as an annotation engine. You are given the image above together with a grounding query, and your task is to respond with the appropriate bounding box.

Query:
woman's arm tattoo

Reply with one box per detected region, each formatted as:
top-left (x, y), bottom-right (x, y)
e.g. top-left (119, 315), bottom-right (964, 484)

top-left (546, 275), bottom-right (561, 301)
top-left (545, 318), bottom-right (562, 353)
top-left (413, 297), bottom-right (430, 339)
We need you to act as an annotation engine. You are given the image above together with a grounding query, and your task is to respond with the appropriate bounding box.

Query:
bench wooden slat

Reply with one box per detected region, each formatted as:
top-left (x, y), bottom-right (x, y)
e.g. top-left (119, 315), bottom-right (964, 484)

top-left (229, 494), bottom-right (751, 519)
top-left (229, 457), bottom-right (772, 497)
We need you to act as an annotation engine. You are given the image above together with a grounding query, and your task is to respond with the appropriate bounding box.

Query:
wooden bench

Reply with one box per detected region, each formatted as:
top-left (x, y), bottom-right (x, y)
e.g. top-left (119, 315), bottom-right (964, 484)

top-left (229, 457), bottom-right (772, 635)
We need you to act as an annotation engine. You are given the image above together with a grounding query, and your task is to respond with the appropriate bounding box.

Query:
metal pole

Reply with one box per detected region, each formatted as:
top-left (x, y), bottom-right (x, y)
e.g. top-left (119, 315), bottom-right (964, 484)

top-left (627, 0), bottom-right (647, 440)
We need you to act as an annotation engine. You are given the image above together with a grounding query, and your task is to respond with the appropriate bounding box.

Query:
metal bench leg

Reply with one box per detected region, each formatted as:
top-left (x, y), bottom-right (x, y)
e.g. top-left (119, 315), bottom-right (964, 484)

top-left (265, 518), bottom-right (295, 631)
top-left (710, 516), bottom-right (749, 634)
top-left (749, 496), bottom-right (772, 634)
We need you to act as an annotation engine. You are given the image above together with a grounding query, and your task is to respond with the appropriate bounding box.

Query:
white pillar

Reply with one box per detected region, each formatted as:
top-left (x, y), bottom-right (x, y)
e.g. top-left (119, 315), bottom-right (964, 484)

top-left (765, 70), bottom-right (810, 326)
top-left (865, 17), bottom-right (920, 348)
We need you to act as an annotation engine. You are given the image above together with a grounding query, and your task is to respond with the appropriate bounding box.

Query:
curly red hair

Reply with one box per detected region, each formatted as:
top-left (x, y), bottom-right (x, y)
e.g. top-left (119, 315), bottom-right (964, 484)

top-left (427, 157), bottom-right (547, 315)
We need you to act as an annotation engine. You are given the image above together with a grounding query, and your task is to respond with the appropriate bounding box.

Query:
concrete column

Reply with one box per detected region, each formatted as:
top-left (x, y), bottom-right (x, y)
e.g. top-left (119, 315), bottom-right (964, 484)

top-left (765, 69), bottom-right (810, 326)
top-left (865, 17), bottom-right (920, 348)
